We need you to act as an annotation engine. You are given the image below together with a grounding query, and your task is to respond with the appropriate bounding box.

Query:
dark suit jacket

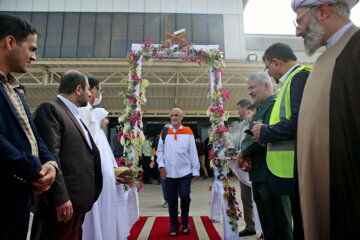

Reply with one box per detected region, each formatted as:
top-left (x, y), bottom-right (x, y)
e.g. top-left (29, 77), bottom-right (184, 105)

top-left (0, 84), bottom-right (55, 223)
top-left (33, 97), bottom-right (102, 213)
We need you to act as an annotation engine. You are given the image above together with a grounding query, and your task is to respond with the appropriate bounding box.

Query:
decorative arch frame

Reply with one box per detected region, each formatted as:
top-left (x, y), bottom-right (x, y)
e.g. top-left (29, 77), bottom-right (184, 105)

top-left (117, 38), bottom-right (241, 239)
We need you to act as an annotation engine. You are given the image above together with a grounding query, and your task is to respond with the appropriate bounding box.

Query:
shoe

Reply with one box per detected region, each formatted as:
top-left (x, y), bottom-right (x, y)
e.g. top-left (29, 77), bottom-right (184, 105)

top-left (182, 225), bottom-right (191, 235)
top-left (168, 223), bottom-right (180, 237)
top-left (162, 202), bottom-right (168, 208)
top-left (143, 181), bottom-right (152, 184)
top-left (239, 229), bottom-right (256, 237)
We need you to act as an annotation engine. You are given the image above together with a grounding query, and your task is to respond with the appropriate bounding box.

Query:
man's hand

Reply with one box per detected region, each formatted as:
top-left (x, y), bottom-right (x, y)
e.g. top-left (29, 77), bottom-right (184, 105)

top-left (149, 160), bottom-right (154, 169)
top-left (236, 152), bottom-right (245, 168)
top-left (31, 163), bottom-right (56, 194)
top-left (242, 158), bottom-right (252, 172)
top-left (252, 121), bottom-right (263, 144)
top-left (159, 167), bottom-right (167, 181)
top-left (193, 176), bottom-right (200, 182)
top-left (56, 200), bottom-right (73, 223)
top-left (236, 152), bottom-right (253, 172)
top-left (116, 169), bottom-right (136, 184)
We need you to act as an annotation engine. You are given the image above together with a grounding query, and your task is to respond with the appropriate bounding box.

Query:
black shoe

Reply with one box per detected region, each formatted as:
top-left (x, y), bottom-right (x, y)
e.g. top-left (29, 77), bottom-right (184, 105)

top-left (168, 223), bottom-right (180, 237)
top-left (239, 229), bottom-right (256, 237)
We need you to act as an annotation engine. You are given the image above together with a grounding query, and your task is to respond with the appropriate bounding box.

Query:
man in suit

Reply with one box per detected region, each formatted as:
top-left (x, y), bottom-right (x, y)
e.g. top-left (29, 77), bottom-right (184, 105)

top-left (0, 13), bottom-right (57, 240)
top-left (31, 70), bottom-right (103, 240)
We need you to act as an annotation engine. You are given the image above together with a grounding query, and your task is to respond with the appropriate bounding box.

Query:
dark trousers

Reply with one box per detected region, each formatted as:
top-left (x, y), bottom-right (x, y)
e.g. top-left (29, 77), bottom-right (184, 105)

top-left (165, 173), bottom-right (192, 227)
top-left (252, 181), bottom-right (293, 240)
top-left (31, 207), bottom-right (86, 240)
top-left (292, 158), bottom-right (305, 240)
top-left (0, 214), bottom-right (29, 240)
top-left (140, 156), bottom-right (151, 182)
top-left (160, 176), bottom-right (168, 203)
top-left (240, 181), bottom-right (256, 232)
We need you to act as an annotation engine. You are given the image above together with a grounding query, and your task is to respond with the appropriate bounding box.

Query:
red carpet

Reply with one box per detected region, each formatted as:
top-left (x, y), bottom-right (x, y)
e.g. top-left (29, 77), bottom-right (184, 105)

top-left (128, 216), bottom-right (222, 240)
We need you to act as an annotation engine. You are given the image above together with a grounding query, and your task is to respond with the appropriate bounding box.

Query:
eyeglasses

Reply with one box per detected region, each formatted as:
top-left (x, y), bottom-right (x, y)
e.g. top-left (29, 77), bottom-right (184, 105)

top-left (264, 62), bottom-right (273, 74)
top-left (293, 7), bottom-right (312, 29)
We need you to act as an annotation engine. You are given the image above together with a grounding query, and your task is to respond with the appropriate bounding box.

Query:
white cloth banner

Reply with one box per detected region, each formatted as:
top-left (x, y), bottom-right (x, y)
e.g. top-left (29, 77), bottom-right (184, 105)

top-left (209, 68), bottom-right (215, 95)
top-left (227, 159), bottom-right (263, 232)
top-left (210, 169), bottom-right (239, 240)
top-left (131, 44), bottom-right (219, 58)
top-left (125, 187), bottom-right (139, 225)
top-left (228, 159), bottom-right (251, 187)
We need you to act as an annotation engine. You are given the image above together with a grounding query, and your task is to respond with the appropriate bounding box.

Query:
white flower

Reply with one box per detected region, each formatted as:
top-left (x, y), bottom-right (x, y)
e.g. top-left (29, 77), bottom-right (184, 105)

top-left (139, 131), bottom-right (145, 141)
top-left (120, 136), bottom-right (126, 146)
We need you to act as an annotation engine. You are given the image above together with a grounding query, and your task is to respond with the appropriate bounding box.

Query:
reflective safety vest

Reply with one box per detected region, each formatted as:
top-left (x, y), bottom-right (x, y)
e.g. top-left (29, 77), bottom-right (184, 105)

top-left (266, 66), bottom-right (312, 178)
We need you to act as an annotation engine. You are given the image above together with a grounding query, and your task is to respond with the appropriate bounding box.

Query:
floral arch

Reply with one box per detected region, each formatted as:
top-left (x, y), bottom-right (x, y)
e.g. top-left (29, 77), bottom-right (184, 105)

top-left (117, 38), bottom-right (241, 239)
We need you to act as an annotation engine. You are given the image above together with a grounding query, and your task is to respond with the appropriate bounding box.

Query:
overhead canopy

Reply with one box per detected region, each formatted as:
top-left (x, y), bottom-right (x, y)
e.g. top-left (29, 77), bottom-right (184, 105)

top-left (16, 59), bottom-right (271, 117)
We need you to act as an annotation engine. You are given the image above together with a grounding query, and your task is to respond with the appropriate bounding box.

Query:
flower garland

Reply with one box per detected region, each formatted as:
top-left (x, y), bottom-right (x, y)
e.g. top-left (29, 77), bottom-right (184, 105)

top-left (205, 51), bottom-right (241, 231)
top-left (117, 47), bottom-right (149, 191)
top-left (117, 38), bottom-right (240, 230)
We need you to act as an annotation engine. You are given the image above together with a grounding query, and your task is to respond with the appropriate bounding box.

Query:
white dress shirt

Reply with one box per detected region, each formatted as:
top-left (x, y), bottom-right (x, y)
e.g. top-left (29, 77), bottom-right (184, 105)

top-left (78, 102), bottom-right (97, 140)
top-left (57, 95), bottom-right (92, 149)
top-left (278, 64), bottom-right (301, 92)
top-left (156, 125), bottom-right (200, 178)
top-left (327, 22), bottom-right (353, 48)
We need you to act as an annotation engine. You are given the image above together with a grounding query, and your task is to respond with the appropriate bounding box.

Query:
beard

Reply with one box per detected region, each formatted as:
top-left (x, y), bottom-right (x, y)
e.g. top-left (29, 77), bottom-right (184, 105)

top-left (303, 15), bottom-right (325, 56)
top-left (77, 92), bottom-right (88, 107)
top-left (8, 48), bottom-right (28, 73)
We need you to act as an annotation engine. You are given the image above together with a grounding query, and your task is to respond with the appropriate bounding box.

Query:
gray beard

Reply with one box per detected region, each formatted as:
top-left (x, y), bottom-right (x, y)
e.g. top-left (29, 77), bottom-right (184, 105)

top-left (304, 16), bottom-right (325, 56)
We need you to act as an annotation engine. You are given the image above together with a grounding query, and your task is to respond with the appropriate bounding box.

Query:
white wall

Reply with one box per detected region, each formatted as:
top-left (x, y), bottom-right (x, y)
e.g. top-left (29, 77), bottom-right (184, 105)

top-left (0, 0), bottom-right (247, 60)
top-left (0, 0), bottom-right (246, 14)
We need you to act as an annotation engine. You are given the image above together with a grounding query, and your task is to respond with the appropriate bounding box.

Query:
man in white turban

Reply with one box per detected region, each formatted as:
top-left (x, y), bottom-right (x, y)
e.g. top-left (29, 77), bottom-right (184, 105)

top-left (291, 0), bottom-right (359, 239)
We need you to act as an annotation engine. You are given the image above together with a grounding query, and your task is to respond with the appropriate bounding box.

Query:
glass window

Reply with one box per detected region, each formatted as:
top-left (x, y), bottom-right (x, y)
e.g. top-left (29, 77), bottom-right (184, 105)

top-left (144, 14), bottom-right (160, 43)
top-left (127, 13), bottom-right (144, 51)
top-left (15, 12), bottom-right (31, 22)
top-left (163, 14), bottom-right (174, 40)
top-left (61, 13), bottom-right (80, 58)
top-left (208, 15), bottom-right (224, 48)
top-left (78, 13), bottom-right (96, 58)
top-left (111, 13), bottom-right (128, 58)
top-left (192, 15), bottom-right (208, 45)
top-left (94, 13), bottom-right (112, 58)
top-left (30, 13), bottom-right (48, 58)
top-left (175, 14), bottom-right (192, 42)
top-left (44, 13), bottom-right (64, 58)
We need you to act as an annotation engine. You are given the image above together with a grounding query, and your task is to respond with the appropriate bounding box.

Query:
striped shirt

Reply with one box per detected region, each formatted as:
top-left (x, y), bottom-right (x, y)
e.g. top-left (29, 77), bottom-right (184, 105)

top-left (0, 72), bottom-right (39, 157)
